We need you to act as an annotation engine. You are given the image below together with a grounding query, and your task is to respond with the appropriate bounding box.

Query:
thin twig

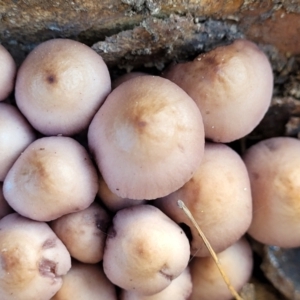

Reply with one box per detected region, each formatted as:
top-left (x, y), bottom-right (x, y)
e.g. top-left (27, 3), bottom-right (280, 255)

top-left (177, 199), bottom-right (244, 300)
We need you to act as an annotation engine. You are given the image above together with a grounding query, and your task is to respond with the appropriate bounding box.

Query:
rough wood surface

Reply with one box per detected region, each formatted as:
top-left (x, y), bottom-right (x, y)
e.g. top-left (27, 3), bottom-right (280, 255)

top-left (1, 0), bottom-right (300, 66)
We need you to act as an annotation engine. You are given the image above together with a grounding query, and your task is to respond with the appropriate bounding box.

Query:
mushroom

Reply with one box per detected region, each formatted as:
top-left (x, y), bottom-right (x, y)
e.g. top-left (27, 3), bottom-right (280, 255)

top-left (15, 38), bottom-right (111, 136)
top-left (0, 44), bottom-right (16, 101)
top-left (51, 261), bottom-right (117, 300)
top-left (243, 137), bottom-right (300, 247)
top-left (155, 142), bottom-right (252, 256)
top-left (103, 205), bottom-right (190, 296)
top-left (50, 202), bottom-right (111, 263)
top-left (0, 102), bottom-right (36, 181)
top-left (0, 213), bottom-right (71, 300)
top-left (120, 266), bottom-right (192, 300)
top-left (3, 136), bottom-right (98, 221)
top-left (88, 75), bottom-right (205, 200)
top-left (189, 238), bottom-right (253, 300)
top-left (163, 39), bottom-right (273, 142)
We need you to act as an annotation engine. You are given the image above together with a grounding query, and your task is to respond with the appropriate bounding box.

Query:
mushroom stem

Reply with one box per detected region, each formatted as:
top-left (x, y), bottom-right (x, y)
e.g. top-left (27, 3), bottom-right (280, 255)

top-left (177, 200), bottom-right (244, 300)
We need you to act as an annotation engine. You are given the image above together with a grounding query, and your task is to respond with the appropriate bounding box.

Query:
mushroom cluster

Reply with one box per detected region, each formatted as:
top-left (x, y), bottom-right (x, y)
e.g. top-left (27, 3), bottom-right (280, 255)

top-left (0, 37), bottom-right (284, 299)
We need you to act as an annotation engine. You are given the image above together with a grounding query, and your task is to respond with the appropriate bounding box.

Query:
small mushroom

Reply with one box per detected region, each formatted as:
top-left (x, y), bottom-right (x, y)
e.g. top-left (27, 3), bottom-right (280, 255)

top-left (189, 238), bottom-right (253, 300)
top-left (3, 136), bottom-right (98, 221)
top-left (243, 137), bottom-right (300, 247)
top-left (163, 39), bottom-right (273, 142)
top-left (103, 205), bottom-right (190, 296)
top-left (50, 202), bottom-right (111, 264)
top-left (0, 44), bottom-right (16, 101)
top-left (51, 261), bottom-right (117, 300)
top-left (112, 72), bottom-right (148, 89)
top-left (0, 213), bottom-right (71, 300)
top-left (88, 75), bottom-right (205, 200)
top-left (15, 38), bottom-right (111, 136)
top-left (155, 142), bottom-right (252, 257)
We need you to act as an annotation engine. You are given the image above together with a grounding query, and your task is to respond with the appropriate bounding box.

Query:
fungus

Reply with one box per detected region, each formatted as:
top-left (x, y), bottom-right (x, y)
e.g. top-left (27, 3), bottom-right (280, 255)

top-left (0, 213), bottom-right (71, 300)
top-left (3, 136), bottom-right (98, 221)
top-left (52, 261), bottom-right (117, 300)
top-left (88, 75), bottom-right (205, 200)
top-left (163, 39), bottom-right (273, 142)
top-left (189, 238), bottom-right (253, 300)
top-left (243, 137), bottom-right (300, 247)
top-left (50, 202), bottom-right (111, 263)
top-left (155, 142), bottom-right (252, 256)
top-left (15, 38), bottom-right (111, 136)
top-left (103, 205), bottom-right (190, 295)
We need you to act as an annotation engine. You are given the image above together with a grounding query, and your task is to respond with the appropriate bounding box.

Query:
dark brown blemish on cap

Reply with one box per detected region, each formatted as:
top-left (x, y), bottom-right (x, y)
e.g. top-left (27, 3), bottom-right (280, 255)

top-left (39, 258), bottom-right (57, 278)
top-left (42, 238), bottom-right (56, 249)
top-left (46, 74), bottom-right (56, 84)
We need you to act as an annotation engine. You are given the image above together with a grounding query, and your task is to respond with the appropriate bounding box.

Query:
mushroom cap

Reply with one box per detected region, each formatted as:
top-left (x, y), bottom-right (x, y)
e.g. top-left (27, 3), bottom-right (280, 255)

top-left (52, 261), bottom-right (117, 300)
top-left (155, 142), bottom-right (252, 256)
top-left (3, 136), bottom-right (98, 221)
top-left (88, 75), bottom-right (205, 200)
top-left (243, 137), bottom-right (300, 247)
top-left (163, 39), bottom-right (273, 142)
top-left (0, 213), bottom-right (71, 300)
top-left (189, 238), bottom-right (253, 300)
top-left (0, 44), bottom-right (16, 101)
top-left (50, 202), bottom-right (111, 264)
top-left (103, 205), bottom-right (190, 296)
top-left (15, 38), bottom-right (111, 136)
top-left (0, 102), bottom-right (36, 181)
top-left (120, 267), bottom-right (192, 300)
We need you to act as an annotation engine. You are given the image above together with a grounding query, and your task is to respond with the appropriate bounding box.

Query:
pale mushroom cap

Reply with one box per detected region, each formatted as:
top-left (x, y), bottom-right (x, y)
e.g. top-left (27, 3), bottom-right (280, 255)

top-left (51, 261), bottom-right (117, 300)
top-left (3, 136), bottom-right (98, 221)
top-left (155, 142), bottom-right (252, 256)
top-left (0, 44), bottom-right (16, 101)
top-left (15, 38), bottom-right (111, 136)
top-left (163, 39), bottom-right (273, 142)
top-left (120, 267), bottom-right (192, 300)
top-left (88, 75), bottom-right (205, 200)
top-left (0, 213), bottom-right (71, 300)
top-left (243, 137), bottom-right (300, 247)
top-left (0, 102), bottom-right (36, 181)
top-left (189, 238), bottom-right (253, 300)
top-left (50, 202), bottom-right (111, 263)
top-left (103, 205), bottom-right (190, 296)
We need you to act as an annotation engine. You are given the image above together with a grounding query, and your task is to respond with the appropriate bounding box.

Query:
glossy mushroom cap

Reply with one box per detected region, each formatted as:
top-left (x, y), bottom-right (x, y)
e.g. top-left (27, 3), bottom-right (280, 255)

top-left (0, 44), bottom-right (16, 101)
top-left (15, 38), bottom-right (111, 136)
top-left (88, 75), bottom-right (205, 200)
top-left (163, 39), bottom-right (273, 142)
